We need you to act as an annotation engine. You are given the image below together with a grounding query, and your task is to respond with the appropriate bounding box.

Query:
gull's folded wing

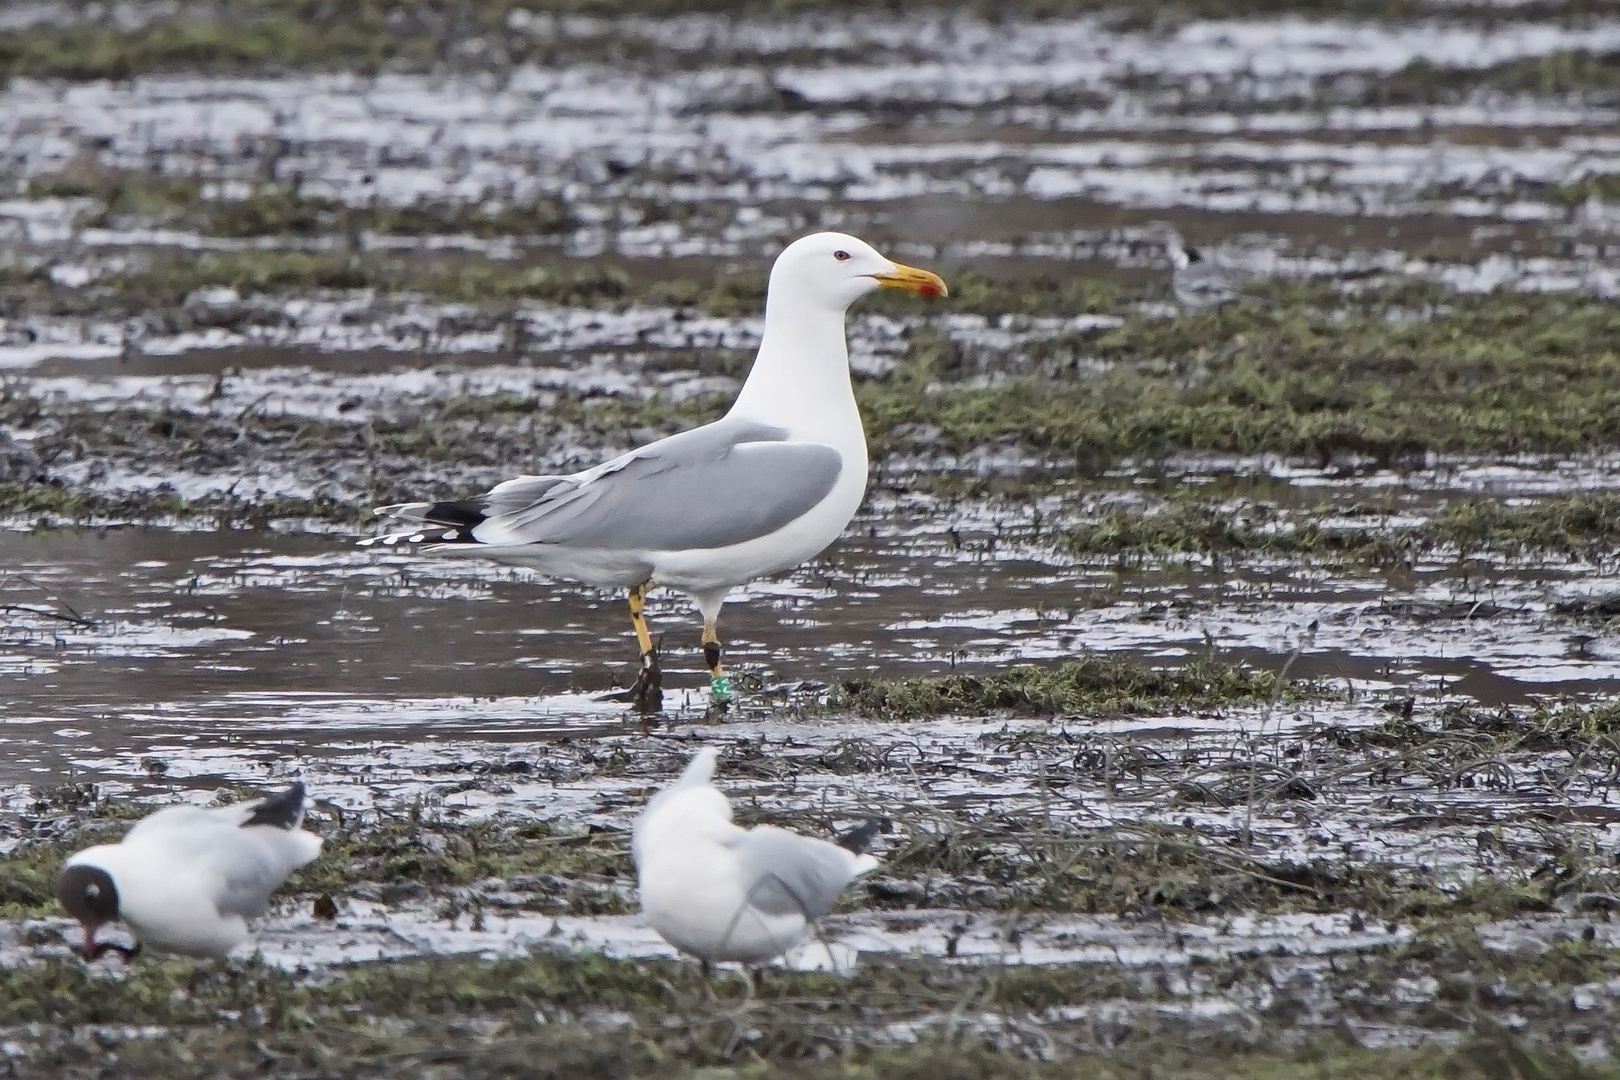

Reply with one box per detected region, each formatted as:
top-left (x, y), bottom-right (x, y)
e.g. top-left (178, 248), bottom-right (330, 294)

top-left (385, 418), bottom-right (844, 553)
top-left (732, 824), bottom-right (871, 921)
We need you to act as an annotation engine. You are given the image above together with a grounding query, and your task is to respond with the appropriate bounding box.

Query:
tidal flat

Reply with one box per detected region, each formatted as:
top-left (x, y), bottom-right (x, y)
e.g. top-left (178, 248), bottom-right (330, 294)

top-left (5, 1), bottom-right (1620, 1075)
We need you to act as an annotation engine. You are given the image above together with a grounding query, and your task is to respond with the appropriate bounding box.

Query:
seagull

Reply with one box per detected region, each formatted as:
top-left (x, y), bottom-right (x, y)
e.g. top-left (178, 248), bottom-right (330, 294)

top-left (1145, 222), bottom-right (1245, 312)
top-left (633, 745), bottom-right (881, 972)
top-left (55, 782), bottom-right (322, 960)
top-left (361, 232), bottom-right (947, 711)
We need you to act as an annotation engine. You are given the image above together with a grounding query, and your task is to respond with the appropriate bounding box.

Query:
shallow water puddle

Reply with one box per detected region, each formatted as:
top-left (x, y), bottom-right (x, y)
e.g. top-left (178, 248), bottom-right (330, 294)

top-left (4, 699), bottom-right (1615, 988)
top-left (2, 515), bottom-right (1617, 784)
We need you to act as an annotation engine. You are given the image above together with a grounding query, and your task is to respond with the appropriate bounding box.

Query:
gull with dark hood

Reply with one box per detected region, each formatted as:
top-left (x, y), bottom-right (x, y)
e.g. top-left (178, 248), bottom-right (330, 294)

top-left (56, 781), bottom-right (322, 960)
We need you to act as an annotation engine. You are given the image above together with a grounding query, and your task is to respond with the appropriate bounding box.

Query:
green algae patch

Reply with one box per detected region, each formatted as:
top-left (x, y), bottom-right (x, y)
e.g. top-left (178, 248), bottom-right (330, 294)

top-left (0, 949), bottom-right (684, 1028)
top-left (831, 656), bottom-right (1318, 720)
top-left (0, 12), bottom-right (404, 82)
top-left (1382, 49), bottom-right (1620, 107)
top-left (8, 242), bottom-right (1100, 323)
top-left (102, 250), bottom-right (632, 312)
top-left (1559, 174), bottom-right (1620, 207)
top-left (1354, 696), bottom-right (1620, 754)
top-left (4, 943), bottom-right (1619, 1078)
top-left (1060, 492), bottom-right (1620, 565)
top-left (0, 0), bottom-right (1611, 84)
top-left (293, 814), bottom-right (633, 913)
top-left (13, 250), bottom-right (1620, 470)
top-left (877, 815), bottom-right (1553, 921)
top-left (0, 480), bottom-right (345, 529)
top-left (862, 289), bottom-right (1620, 463)
top-left (102, 251), bottom-right (627, 310)
top-left (0, 481), bottom-right (126, 524)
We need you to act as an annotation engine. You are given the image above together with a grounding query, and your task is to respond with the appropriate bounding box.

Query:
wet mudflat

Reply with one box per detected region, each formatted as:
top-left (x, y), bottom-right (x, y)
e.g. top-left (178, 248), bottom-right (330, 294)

top-left (6, 2), bottom-right (1620, 1077)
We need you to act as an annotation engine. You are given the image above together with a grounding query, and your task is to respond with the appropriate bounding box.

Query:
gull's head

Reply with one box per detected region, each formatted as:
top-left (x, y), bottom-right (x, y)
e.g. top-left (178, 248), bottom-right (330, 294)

top-left (632, 749), bottom-right (736, 868)
top-left (633, 784), bottom-right (735, 867)
top-left (57, 860), bottom-right (121, 958)
top-left (1143, 221), bottom-right (1191, 269)
top-left (769, 232), bottom-right (947, 313)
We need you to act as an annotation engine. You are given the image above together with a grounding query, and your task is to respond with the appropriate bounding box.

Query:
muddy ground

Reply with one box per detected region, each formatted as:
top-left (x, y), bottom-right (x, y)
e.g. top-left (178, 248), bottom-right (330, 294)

top-left (5, 1), bottom-right (1620, 1076)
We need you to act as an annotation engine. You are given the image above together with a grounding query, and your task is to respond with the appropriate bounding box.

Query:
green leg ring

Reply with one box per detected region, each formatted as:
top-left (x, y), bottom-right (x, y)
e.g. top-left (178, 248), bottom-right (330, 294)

top-left (709, 673), bottom-right (733, 702)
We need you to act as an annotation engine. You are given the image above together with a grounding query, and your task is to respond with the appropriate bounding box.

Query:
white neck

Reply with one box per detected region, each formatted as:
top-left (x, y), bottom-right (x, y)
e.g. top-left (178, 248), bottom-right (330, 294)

top-left (728, 291), bottom-right (861, 438)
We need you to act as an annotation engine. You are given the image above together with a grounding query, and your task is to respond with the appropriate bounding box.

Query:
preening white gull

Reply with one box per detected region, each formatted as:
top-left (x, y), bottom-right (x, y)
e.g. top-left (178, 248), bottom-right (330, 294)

top-left (633, 746), bottom-right (880, 970)
top-left (360, 231), bottom-right (946, 710)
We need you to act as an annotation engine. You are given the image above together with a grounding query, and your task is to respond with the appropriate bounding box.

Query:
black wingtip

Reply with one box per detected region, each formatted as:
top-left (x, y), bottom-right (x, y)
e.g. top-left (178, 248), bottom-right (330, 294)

top-left (87, 940), bottom-right (141, 962)
top-left (241, 782), bottom-right (307, 831)
top-left (416, 498), bottom-right (489, 543)
top-left (1184, 245), bottom-right (1205, 263)
top-left (836, 818), bottom-right (883, 855)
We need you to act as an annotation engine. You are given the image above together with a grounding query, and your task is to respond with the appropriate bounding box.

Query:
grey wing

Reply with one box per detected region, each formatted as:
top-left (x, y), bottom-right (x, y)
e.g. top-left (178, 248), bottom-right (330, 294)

top-left (125, 804), bottom-right (226, 842)
top-left (481, 475), bottom-right (576, 516)
top-left (1175, 268), bottom-right (1241, 309)
top-left (475, 419), bottom-right (845, 552)
top-left (205, 829), bottom-right (312, 918)
top-left (731, 825), bottom-right (861, 921)
top-left (129, 795), bottom-right (300, 843)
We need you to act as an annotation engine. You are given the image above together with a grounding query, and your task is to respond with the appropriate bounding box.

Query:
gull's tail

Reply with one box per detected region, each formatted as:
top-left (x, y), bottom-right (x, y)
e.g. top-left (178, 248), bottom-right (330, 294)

top-left (836, 817), bottom-right (884, 877)
top-left (359, 474), bottom-right (578, 550)
top-left (242, 781), bottom-right (325, 869)
top-left (835, 818), bottom-right (883, 854)
top-left (358, 499), bottom-right (489, 548)
top-left (242, 782), bottom-right (307, 831)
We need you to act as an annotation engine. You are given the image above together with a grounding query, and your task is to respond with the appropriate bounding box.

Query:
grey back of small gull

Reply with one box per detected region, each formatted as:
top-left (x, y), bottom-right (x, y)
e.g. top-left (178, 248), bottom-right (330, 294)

top-left (730, 825), bottom-right (873, 922)
top-left (1143, 222), bottom-right (1249, 312)
top-left (1173, 245), bottom-right (1245, 311)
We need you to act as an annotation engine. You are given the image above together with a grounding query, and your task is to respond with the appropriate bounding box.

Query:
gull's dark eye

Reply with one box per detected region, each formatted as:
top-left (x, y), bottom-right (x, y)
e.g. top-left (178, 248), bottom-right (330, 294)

top-left (833, 250), bottom-right (851, 262)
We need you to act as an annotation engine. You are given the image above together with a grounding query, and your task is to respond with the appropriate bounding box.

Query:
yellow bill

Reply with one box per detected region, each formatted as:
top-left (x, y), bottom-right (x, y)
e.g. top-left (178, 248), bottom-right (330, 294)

top-left (872, 262), bottom-right (948, 298)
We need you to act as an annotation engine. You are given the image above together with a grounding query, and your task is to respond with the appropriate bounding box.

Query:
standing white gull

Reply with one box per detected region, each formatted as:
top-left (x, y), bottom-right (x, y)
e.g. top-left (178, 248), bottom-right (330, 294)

top-left (1146, 222), bottom-right (1246, 312)
top-left (633, 746), bottom-right (881, 972)
top-left (361, 232), bottom-right (947, 709)
top-left (55, 782), bottom-right (322, 960)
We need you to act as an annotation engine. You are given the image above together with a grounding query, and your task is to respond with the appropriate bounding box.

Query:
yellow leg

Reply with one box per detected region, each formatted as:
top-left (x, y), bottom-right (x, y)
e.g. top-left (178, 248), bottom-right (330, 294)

top-left (702, 619), bottom-right (732, 703)
top-left (626, 583), bottom-right (662, 712)
top-left (628, 583), bottom-right (655, 660)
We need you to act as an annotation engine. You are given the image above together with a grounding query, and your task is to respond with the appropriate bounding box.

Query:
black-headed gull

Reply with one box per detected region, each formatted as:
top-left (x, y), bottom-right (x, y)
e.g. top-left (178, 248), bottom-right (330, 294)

top-left (362, 233), bottom-right (946, 711)
top-left (56, 781), bottom-right (322, 960)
